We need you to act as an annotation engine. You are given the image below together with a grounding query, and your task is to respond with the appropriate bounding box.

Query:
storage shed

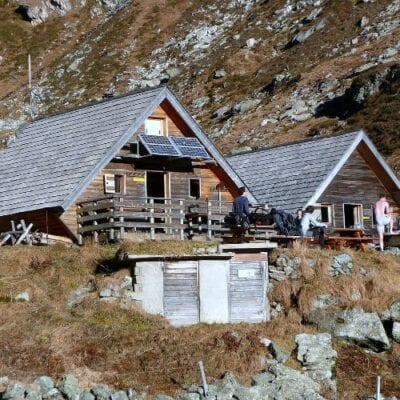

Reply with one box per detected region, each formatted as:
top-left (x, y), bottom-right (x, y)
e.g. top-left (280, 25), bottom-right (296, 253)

top-left (125, 253), bottom-right (270, 326)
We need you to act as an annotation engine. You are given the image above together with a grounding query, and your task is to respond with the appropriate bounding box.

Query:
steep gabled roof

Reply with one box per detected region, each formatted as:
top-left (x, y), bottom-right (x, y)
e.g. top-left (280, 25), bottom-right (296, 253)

top-left (0, 86), bottom-right (248, 217)
top-left (227, 130), bottom-right (400, 212)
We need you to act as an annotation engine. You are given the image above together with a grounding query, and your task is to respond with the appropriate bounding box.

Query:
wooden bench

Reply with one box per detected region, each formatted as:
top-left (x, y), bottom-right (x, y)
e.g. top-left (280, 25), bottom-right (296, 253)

top-left (269, 235), bottom-right (319, 247)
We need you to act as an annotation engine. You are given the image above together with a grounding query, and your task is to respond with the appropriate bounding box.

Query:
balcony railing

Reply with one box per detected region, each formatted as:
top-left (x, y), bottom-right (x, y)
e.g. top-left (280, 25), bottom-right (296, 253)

top-left (76, 195), bottom-right (233, 243)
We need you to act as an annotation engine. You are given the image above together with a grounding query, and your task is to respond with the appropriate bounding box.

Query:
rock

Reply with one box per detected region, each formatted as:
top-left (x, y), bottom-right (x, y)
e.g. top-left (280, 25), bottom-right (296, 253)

top-left (154, 396), bottom-right (174, 400)
top-left (211, 105), bottom-right (231, 119)
top-left (252, 363), bottom-right (325, 399)
top-left (358, 16), bottom-right (369, 28)
top-left (79, 390), bottom-right (95, 400)
top-left (245, 38), bottom-right (257, 48)
top-left (57, 374), bottom-right (80, 400)
top-left (25, 385), bottom-right (42, 400)
top-left (296, 333), bottom-right (337, 385)
top-left (392, 322), bottom-right (400, 343)
top-left (303, 8), bottom-right (322, 23)
top-left (3, 383), bottom-right (26, 400)
top-left (310, 308), bottom-right (390, 352)
top-left (99, 288), bottom-right (113, 298)
top-left (269, 341), bottom-right (289, 364)
top-left (382, 300), bottom-right (400, 321)
top-left (329, 254), bottom-right (353, 277)
top-left (33, 377), bottom-right (54, 397)
top-left (165, 67), bottom-right (181, 79)
top-left (91, 385), bottom-right (112, 400)
top-left (191, 96), bottom-right (210, 109)
top-left (43, 388), bottom-right (63, 400)
top-left (15, 292), bottom-right (30, 302)
top-left (232, 99), bottom-right (261, 114)
top-left (213, 69), bottom-right (226, 79)
top-left (287, 19), bottom-right (325, 48)
top-left (67, 286), bottom-right (92, 308)
top-left (111, 392), bottom-right (129, 400)
top-left (311, 294), bottom-right (339, 312)
top-left (15, 5), bottom-right (49, 25)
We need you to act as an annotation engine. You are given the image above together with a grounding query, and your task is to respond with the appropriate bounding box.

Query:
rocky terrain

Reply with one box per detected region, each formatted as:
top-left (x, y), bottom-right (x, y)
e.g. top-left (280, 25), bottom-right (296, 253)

top-left (0, 0), bottom-right (400, 169)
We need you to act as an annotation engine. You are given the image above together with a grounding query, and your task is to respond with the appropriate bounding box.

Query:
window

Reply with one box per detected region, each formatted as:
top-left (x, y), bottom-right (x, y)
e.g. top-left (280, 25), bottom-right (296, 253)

top-left (320, 204), bottom-right (333, 224)
top-left (104, 174), bottom-right (125, 194)
top-left (189, 178), bottom-right (201, 199)
top-left (145, 118), bottom-right (164, 135)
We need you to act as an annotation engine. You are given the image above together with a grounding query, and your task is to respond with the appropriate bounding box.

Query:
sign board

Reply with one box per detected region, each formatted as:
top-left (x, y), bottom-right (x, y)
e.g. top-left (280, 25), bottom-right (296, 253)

top-left (133, 177), bottom-right (145, 182)
top-left (238, 269), bottom-right (256, 278)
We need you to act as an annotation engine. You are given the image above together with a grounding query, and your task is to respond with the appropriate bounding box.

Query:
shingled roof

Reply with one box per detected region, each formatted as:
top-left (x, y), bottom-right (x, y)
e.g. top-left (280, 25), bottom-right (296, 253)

top-left (227, 130), bottom-right (400, 212)
top-left (0, 86), bottom-right (247, 217)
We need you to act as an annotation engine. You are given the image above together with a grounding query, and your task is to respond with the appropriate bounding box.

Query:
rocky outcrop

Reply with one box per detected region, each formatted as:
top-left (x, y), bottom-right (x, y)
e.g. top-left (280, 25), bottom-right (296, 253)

top-left (310, 308), bottom-right (390, 352)
top-left (296, 333), bottom-right (337, 388)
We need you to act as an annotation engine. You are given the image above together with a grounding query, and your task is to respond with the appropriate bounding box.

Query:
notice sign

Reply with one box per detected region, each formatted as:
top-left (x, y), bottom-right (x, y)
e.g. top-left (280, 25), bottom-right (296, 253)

top-left (238, 269), bottom-right (256, 278)
top-left (132, 177), bottom-right (145, 182)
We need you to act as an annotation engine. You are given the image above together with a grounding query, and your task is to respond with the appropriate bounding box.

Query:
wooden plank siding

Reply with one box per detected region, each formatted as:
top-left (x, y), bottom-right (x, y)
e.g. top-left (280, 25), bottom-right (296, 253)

top-left (319, 150), bottom-right (399, 229)
top-left (60, 106), bottom-right (234, 237)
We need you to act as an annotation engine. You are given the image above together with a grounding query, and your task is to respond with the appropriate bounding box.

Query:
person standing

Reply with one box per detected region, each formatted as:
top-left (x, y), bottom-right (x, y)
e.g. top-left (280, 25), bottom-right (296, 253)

top-left (375, 194), bottom-right (393, 251)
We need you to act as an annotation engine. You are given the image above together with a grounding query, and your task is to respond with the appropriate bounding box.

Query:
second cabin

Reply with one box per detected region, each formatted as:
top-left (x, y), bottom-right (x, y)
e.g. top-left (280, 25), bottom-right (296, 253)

top-left (0, 86), bottom-right (252, 242)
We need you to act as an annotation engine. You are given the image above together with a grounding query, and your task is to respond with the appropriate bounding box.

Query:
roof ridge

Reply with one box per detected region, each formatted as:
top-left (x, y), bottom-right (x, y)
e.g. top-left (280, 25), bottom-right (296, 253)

top-left (227, 130), bottom-right (363, 158)
top-left (27, 84), bottom-right (168, 125)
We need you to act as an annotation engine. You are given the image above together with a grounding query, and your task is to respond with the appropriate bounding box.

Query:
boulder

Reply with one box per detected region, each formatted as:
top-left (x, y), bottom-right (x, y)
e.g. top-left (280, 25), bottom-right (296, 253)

top-left (310, 308), bottom-right (390, 352)
top-left (91, 385), bottom-right (112, 400)
top-left (57, 374), bottom-right (80, 400)
top-left (25, 385), bottom-right (42, 400)
top-left (287, 19), bottom-right (325, 48)
top-left (3, 383), bottom-right (26, 400)
top-left (67, 286), bottom-right (92, 308)
top-left (252, 363), bottom-right (325, 399)
top-left (296, 333), bottom-right (337, 385)
top-left (79, 390), bottom-right (95, 400)
top-left (311, 294), bottom-right (339, 312)
top-left (392, 322), bottom-right (400, 343)
top-left (213, 69), bottom-right (226, 79)
top-left (329, 254), bottom-right (353, 277)
top-left (381, 300), bottom-right (400, 321)
top-left (33, 377), bottom-right (54, 397)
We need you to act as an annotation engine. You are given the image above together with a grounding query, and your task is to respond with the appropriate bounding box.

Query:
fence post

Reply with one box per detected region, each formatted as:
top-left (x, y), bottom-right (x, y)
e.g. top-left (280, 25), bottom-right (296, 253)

top-left (109, 198), bottom-right (115, 242)
top-left (198, 361), bottom-right (208, 396)
top-left (119, 196), bottom-right (125, 240)
top-left (207, 200), bottom-right (212, 240)
top-left (179, 200), bottom-right (184, 241)
top-left (150, 198), bottom-right (155, 240)
top-left (93, 201), bottom-right (98, 244)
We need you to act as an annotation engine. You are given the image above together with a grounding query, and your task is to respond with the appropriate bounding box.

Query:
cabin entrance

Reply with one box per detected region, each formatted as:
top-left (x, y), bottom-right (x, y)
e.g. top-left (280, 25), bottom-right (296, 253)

top-left (343, 203), bottom-right (363, 228)
top-left (146, 171), bottom-right (167, 201)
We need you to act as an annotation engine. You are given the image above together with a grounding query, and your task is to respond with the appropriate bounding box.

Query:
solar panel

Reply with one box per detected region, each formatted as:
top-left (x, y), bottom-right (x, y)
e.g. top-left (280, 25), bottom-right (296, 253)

top-left (139, 135), bottom-right (181, 156)
top-left (170, 137), bottom-right (210, 159)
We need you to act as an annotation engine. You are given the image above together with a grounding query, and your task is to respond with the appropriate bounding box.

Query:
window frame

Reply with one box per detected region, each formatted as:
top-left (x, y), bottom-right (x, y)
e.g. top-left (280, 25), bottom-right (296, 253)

top-left (104, 174), bottom-right (126, 194)
top-left (144, 118), bottom-right (165, 136)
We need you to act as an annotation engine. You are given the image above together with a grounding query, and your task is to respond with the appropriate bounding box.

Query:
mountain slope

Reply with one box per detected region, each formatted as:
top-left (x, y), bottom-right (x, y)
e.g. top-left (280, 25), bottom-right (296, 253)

top-left (0, 0), bottom-right (400, 170)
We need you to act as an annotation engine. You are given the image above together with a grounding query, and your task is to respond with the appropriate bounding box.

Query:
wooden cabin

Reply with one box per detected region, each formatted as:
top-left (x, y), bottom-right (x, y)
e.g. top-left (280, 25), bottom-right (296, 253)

top-left (227, 131), bottom-right (400, 231)
top-left (0, 86), bottom-right (254, 242)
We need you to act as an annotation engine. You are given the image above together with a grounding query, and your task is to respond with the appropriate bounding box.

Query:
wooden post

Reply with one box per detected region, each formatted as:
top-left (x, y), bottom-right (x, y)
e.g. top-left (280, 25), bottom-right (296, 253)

top-left (119, 196), bottom-right (125, 240)
top-left (109, 198), bottom-right (115, 241)
top-left (150, 198), bottom-right (155, 240)
top-left (77, 205), bottom-right (83, 245)
top-left (207, 200), bottom-right (212, 241)
top-left (179, 200), bottom-right (184, 241)
top-left (93, 201), bottom-right (98, 244)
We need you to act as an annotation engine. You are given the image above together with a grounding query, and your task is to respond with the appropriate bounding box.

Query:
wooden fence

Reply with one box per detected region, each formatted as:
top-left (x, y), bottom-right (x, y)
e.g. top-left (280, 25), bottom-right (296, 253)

top-left (77, 195), bottom-right (232, 242)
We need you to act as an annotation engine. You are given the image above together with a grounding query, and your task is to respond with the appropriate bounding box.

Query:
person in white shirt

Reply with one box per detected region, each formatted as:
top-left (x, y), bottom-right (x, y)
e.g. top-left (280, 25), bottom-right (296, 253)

top-left (301, 205), bottom-right (327, 248)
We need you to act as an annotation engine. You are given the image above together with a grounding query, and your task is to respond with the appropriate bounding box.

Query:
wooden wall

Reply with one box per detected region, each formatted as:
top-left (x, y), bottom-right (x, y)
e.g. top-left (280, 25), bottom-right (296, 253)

top-left (0, 209), bottom-right (73, 238)
top-left (60, 106), bottom-right (234, 236)
top-left (319, 150), bottom-right (400, 229)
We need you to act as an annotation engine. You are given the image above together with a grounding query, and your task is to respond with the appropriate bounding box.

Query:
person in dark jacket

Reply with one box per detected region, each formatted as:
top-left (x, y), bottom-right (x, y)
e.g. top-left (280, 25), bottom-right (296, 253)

top-left (269, 208), bottom-right (288, 235)
top-left (232, 187), bottom-right (250, 230)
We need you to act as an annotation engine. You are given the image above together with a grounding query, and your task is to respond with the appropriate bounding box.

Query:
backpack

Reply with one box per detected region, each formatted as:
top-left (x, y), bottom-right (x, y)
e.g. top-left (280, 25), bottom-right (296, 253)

top-left (273, 210), bottom-right (297, 235)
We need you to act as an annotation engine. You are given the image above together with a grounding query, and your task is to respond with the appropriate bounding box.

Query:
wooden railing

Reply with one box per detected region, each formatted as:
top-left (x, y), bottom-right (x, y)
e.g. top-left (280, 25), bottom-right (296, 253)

top-left (76, 195), bottom-right (233, 242)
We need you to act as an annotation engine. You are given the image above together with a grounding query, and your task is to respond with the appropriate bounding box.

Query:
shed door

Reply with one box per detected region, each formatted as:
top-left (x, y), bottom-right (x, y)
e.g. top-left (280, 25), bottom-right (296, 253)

top-left (163, 261), bottom-right (199, 326)
top-left (229, 261), bottom-right (267, 323)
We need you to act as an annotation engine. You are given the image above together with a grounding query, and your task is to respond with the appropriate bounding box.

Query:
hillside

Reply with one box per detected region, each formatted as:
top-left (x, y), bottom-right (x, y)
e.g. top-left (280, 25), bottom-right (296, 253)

top-left (1, 243), bottom-right (400, 399)
top-left (0, 0), bottom-right (400, 169)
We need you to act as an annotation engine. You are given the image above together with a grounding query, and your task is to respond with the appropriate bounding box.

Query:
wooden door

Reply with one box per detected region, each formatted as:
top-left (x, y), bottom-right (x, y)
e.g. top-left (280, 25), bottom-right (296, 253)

top-left (163, 261), bottom-right (199, 326)
top-left (229, 261), bottom-right (267, 323)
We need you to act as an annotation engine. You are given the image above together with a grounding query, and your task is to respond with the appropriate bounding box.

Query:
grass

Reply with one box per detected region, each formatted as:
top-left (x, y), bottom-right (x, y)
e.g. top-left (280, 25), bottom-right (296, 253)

top-left (1, 242), bottom-right (400, 398)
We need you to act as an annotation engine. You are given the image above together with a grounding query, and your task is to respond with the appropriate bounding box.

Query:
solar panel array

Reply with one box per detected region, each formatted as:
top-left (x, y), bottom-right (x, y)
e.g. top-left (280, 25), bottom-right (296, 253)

top-left (139, 135), bottom-right (181, 156)
top-left (170, 137), bottom-right (210, 159)
top-left (139, 135), bottom-right (210, 159)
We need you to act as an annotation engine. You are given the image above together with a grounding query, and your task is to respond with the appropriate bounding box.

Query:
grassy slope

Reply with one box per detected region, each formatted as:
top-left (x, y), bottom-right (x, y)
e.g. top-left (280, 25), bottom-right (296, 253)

top-left (1, 243), bottom-right (400, 398)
